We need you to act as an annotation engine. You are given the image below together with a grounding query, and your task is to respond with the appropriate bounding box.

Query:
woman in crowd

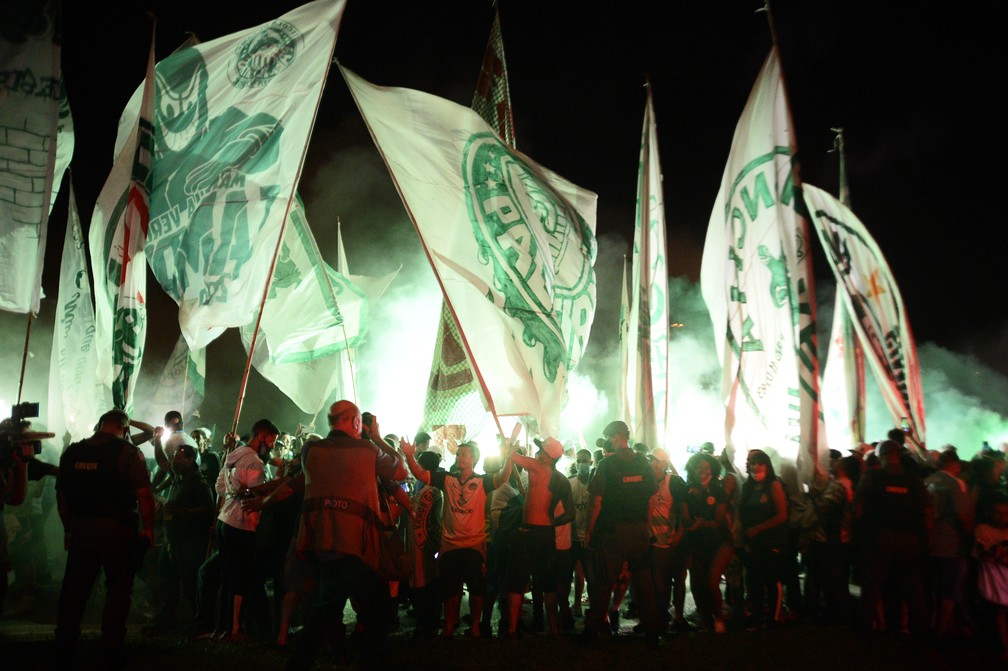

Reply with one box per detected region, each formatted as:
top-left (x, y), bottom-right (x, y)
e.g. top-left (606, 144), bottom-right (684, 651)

top-left (738, 449), bottom-right (789, 628)
top-left (681, 452), bottom-right (733, 633)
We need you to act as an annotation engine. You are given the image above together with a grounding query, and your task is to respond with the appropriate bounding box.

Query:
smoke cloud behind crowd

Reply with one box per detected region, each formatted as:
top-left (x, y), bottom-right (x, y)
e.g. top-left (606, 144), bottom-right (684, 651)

top-left (1, 127), bottom-right (1005, 467)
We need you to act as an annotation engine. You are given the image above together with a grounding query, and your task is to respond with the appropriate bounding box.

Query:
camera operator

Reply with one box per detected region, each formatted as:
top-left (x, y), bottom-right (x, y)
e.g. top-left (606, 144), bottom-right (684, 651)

top-left (54, 408), bottom-right (155, 669)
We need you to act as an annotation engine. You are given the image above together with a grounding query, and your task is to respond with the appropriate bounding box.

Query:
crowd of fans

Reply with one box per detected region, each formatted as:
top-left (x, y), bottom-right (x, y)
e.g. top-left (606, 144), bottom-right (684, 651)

top-left (2, 406), bottom-right (1008, 668)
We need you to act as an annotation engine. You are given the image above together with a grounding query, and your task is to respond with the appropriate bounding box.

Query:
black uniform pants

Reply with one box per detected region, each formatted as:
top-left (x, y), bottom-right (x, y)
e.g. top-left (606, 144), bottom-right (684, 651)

top-left (55, 518), bottom-right (139, 662)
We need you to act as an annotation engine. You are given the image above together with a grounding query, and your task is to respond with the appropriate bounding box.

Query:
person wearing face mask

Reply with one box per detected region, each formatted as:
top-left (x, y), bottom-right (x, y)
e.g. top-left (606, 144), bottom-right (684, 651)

top-left (644, 448), bottom-right (688, 633)
top-left (214, 418), bottom-right (278, 642)
top-left (738, 449), bottom-right (789, 629)
top-left (682, 451), bottom-right (732, 633)
top-left (568, 449), bottom-right (593, 617)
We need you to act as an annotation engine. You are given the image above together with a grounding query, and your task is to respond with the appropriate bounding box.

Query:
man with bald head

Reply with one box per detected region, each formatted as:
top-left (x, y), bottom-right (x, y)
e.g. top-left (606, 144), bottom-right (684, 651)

top-left (288, 401), bottom-right (407, 671)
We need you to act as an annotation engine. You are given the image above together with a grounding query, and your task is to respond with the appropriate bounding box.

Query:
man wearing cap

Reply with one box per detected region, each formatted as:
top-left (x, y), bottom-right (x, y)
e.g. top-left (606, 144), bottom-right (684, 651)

top-left (852, 439), bottom-right (932, 636)
top-left (504, 437), bottom-right (574, 636)
top-left (582, 420), bottom-right (660, 644)
top-left (405, 450), bottom-right (444, 638)
top-left (850, 443), bottom-right (872, 462)
top-left (414, 431), bottom-right (431, 454)
top-left (646, 448), bottom-right (687, 632)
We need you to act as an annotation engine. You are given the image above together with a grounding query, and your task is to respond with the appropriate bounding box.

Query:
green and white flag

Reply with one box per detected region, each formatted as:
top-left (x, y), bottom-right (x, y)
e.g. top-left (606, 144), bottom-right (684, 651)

top-left (48, 181), bottom-right (107, 442)
top-left (627, 87), bottom-right (669, 450)
top-left (804, 183), bottom-right (926, 443)
top-left (617, 256), bottom-right (631, 428)
top-left (90, 28), bottom-right (155, 415)
top-left (148, 335), bottom-right (205, 425)
top-left (127, 0), bottom-right (345, 350)
top-left (331, 220), bottom-right (400, 406)
top-left (820, 132), bottom-right (866, 448)
top-left (700, 49), bottom-right (824, 482)
top-left (240, 196), bottom-right (369, 414)
top-left (423, 10), bottom-right (515, 438)
top-left (0, 0), bottom-right (73, 313)
top-left (343, 66), bottom-right (598, 437)
top-left (332, 220), bottom-right (357, 403)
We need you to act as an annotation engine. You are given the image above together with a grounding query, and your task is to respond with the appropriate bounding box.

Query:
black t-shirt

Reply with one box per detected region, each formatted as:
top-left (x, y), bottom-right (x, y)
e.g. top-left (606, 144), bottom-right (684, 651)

top-left (855, 465), bottom-right (928, 540)
top-left (164, 469), bottom-right (215, 546)
top-left (588, 449), bottom-right (656, 530)
top-left (57, 431), bottom-right (151, 525)
top-left (200, 450), bottom-right (222, 494)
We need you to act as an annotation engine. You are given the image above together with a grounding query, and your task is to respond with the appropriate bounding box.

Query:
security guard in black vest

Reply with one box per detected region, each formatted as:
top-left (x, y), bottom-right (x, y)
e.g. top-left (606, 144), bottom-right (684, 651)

top-left (55, 409), bottom-right (155, 668)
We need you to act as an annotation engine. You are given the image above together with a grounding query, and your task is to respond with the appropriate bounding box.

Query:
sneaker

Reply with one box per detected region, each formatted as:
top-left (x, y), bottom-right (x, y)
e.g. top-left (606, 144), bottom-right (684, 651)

top-left (713, 618), bottom-right (726, 634)
top-left (672, 620), bottom-right (696, 633)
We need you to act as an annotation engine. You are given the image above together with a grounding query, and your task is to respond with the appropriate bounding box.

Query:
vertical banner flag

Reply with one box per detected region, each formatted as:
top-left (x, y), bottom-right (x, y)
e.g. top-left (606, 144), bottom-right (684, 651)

top-left (616, 256), bottom-right (631, 428)
top-left (820, 129), bottom-right (865, 447)
top-left (627, 87), bottom-right (669, 450)
top-left (239, 196), bottom-right (369, 414)
top-left (699, 49), bottom-right (823, 481)
top-left (333, 220), bottom-right (357, 403)
top-left (821, 293), bottom-right (867, 448)
top-left (91, 28), bottom-right (155, 415)
top-left (343, 66), bottom-right (598, 437)
top-left (423, 9), bottom-right (515, 437)
top-left (133, 0), bottom-right (345, 350)
top-left (0, 0), bottom-right (73, 313)
top-left (48, 182), bottom-right (107, 442)
top-left (804, 183), bottom-right (926, 443)
top-left (149, 335), bottom-right (206, 425)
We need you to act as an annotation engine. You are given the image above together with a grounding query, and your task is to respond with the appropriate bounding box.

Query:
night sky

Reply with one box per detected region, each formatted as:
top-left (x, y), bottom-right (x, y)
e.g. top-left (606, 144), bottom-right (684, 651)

top-left (4, 0), bottom-right (1004, 439)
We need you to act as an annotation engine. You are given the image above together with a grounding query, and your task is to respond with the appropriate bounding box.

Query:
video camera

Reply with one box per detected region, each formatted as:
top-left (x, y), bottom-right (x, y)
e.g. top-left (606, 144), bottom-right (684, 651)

top-left (0, 402), bottom-right (54, 467)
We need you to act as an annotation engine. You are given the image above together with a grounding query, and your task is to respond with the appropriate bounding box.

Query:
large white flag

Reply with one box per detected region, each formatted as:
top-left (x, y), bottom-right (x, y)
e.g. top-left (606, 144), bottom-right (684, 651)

top-left (627, 87), bottom-right (669, 449)
top-left (0, 0), bottom-right (73, 313)
top-left (133, 0), bottom-right (345, 350)
top-left (821, 290), bottom-right (866, 448)
top-left (343, 66), bottom-right (598, 437)
top-left (330, 220), bottom-right (400, 405)
top-left (48, 182), bottom-right (107, 441)
top-left (332, 220), bottom-right (358, 403)
top-left (240, 197), bottom-right (369, 414)
top-left (617, 256), bottom-right (631, 428)
top-left (423, 10), bottom-right (515, 437)
top-left (804, 183), bottom-right (926, 443)
top-left (700, 49), bottom-right (823, 481)
top-left (90, 29), bottom-right (155, 415)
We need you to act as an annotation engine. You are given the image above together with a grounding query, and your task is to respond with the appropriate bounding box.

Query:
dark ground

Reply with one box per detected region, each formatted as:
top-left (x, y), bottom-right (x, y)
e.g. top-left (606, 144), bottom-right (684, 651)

top-left (1, 566), bottom-right (1003, 671)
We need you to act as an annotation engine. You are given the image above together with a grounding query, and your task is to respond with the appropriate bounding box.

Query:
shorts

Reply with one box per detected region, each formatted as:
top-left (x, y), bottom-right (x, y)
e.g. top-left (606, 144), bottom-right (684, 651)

top-left (590, 521), bottom-right (651, 586)
top-left (439, 547), bottom-right (487, 597)
top-left (505, 524), bottom-right (556, 594)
